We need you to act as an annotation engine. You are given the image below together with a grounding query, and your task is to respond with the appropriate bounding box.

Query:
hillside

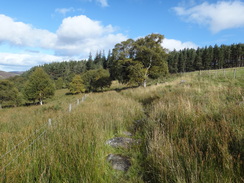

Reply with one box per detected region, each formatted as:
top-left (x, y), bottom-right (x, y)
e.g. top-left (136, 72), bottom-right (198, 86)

top-left (0, 68), bottom-right (243, 182)
top-left (0, 70), bottom-right (21, 79)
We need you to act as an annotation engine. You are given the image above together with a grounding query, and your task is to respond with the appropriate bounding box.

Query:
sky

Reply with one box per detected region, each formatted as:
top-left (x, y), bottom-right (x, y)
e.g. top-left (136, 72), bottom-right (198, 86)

top-left (0, 0), bottom-right (243, 72)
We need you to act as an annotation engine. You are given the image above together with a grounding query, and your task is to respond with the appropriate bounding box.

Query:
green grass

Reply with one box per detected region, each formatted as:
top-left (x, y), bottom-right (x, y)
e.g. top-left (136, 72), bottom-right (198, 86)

top-left (1, 67), bottom-right (244, 182)
top-left (120, 67), bottom-right (244, 183)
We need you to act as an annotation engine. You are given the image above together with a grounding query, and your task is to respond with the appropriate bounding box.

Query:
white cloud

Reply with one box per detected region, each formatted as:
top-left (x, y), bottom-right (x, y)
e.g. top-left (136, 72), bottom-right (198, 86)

top-left (55, 15), bottom-right (127, 55)
top-left (85, 0), bottom-right (108, 7)
top-left (0, 52), bottom-right (65, 71)
top-left (0, 14), bottom-right (57, 48)
top-left (55, 8), bottom-right (75, 16)
top-left (0, 14), bottom-right (127, 71)
top-left (174, 1), bottom-right (244, 33)
top-left (97, 0), bottom-right (109, 7)
top-left (162, 38), bottom-right (198, 51)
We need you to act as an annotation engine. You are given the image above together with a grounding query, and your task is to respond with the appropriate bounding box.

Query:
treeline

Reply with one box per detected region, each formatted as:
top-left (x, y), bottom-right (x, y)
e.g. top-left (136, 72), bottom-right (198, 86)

top-left (167, 43), bottom-right (244, 73)
top-left (1, 35), bottom-right (244, 108)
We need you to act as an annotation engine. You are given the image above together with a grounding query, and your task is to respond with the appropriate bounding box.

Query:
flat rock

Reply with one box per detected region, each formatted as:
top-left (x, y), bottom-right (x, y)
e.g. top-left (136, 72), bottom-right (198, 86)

top-left (107, 154), bottom-right (131, 171)
top-left (106, 137), bottom-right (139, 148)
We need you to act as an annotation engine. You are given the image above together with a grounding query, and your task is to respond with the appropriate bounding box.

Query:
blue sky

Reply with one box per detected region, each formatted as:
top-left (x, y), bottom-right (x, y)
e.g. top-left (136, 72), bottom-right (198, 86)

top-left (0, 0), bottom-right (243, 71)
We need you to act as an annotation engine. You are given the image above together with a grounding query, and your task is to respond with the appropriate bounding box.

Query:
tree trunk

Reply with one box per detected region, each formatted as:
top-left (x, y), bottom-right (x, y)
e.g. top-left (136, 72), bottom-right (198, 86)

top-left (143, 80), bottom-right (147, 88)
top-left (40, 100), bottom-right (43, 105)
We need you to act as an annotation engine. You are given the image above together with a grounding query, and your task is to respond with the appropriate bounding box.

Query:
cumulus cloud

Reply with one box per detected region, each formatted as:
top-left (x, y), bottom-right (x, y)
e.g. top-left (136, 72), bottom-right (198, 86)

top-left (0, 14), bottom-right (57, 48)
top-left (0, 14), bottom-right (127, 71)
top-left (173, 1), bottom-right (244, 33)
top-left (0, 52), bottom-right (65, 71)
top-left (162, 38), bottom-right (198, 51)
top-left (55, 15), bottom-right (126, 55)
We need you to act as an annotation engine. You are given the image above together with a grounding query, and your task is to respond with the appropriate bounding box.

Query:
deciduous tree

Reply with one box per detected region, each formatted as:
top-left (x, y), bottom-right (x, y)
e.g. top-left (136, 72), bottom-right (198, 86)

top-left (24, 68), bottom-right (55, 105)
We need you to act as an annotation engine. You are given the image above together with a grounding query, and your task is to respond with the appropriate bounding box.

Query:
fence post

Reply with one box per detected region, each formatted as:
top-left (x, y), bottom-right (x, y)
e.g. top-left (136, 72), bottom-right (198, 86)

top-left (69, 104), bottom-right (72, 112)
top-left (233, 69), bottom-right (236, 79)
top-left (77, 99), bottom-right (80, 105)
top-left (48, 118), bottom-right (52, 126)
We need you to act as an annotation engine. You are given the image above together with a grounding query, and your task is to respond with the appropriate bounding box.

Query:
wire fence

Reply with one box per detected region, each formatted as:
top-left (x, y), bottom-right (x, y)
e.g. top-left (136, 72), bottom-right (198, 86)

top-left (0, 94), bottom-right (88, 179)
top-left (197, 68), bottom-right (244, 79)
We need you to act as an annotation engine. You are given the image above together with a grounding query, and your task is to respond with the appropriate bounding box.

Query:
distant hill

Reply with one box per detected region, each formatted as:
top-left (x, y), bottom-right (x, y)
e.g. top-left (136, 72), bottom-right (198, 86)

top-left (0, 70), bottom-right (22, 79)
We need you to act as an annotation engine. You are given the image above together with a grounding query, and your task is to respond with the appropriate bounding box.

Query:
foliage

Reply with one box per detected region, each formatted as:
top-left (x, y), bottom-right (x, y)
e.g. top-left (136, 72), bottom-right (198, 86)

top-left (168, 43), bottom-right (244, 73)
top-left (24, 67), bottom-right (55, 105)
top-left (81, 69), bottom-right (112, 92)
top-left (110, 33), bottom-right (169, 86)
top-left (68, 75), bottom-right (85, 94)
top-left (0, 80), bottom-right (22, 107)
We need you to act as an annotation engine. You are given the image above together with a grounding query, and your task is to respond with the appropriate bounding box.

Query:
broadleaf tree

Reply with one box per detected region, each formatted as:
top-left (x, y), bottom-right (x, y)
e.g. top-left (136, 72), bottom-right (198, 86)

top-left (24, 67), bottom-right (55, 105)
top-left (110, 33), bottom-right (168, 87)
top-left (69, 75), bottom-right (85, 94)
top-left (0, 80), bottom-right (22, 108)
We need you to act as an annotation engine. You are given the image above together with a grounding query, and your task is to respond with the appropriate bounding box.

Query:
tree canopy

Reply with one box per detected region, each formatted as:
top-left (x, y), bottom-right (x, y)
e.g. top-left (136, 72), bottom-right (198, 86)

top-left (69, 75), bottom-right (86, 94)
top-left (110, 33), bottom-right (168, 86)
top-left (0, 80), bottom-right (21, 107)
top-left (81, 69), bottom-right (112, 92)
top-left (24, 68), bottom-right (55, 105)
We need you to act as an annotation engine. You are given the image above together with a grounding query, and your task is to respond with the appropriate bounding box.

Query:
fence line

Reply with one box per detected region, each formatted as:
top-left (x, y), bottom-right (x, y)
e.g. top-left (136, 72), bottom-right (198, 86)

top-left (0, 122), bottom-right (48, 160)
top-left (1, 94), bottom-right (88, 177)
top-left (1, 130), bottom-right (47, 173)
top-left (197, 68), bottom-right (244, 79)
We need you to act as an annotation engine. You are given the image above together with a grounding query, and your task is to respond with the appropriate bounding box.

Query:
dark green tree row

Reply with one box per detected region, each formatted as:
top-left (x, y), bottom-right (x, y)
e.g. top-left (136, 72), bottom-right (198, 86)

top-left (167, 43), bottom-right (244, 73)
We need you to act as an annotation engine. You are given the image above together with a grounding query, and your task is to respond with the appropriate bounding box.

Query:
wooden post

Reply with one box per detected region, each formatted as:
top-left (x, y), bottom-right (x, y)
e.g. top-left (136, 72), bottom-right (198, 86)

top-left (69, 104), bottom-right (72, 112)
top-left (233, 69), bottom-right (236, 79)
top-left (48, 118), bottom-right (52, 126)
top-left (77, 99), bottom-right (80, 105)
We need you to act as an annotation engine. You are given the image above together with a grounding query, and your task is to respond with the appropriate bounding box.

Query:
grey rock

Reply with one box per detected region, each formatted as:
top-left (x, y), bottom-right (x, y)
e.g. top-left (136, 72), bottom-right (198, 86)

top-left (180, 80), bottom-right (186, 84)
top-left (106, 137), bottom-right (139, 148)
top-left (107, 154), bottom-right (131, 171)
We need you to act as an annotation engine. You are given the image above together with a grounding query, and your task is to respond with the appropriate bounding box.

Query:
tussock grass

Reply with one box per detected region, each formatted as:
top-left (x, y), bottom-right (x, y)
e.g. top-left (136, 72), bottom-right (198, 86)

top-left (121, 68), bottom-right (244, 182)
top-left (1, 90), bottom-right (144, 182)
top-left (1, 68), bottom-right (243, 182)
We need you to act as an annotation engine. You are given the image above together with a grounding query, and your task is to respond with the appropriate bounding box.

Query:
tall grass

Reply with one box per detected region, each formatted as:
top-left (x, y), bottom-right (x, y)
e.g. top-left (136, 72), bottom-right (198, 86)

top-left (1, 68), bottom-right (243, 182)
top-left (1, 91), bottom-right (144, 182)
top-left (121, 68), bottom-right (244, 182)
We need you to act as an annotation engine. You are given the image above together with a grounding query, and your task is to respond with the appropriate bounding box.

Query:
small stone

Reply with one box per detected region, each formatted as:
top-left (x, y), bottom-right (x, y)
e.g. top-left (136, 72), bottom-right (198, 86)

top-left (107, 154), bottom-right (131, 171)
top-left (180, 80), bottom-right (186, 84)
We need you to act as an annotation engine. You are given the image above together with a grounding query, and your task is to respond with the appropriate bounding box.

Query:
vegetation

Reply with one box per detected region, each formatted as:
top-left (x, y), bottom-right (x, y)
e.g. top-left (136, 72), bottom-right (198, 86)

top-left (0, 80), bottom-right (22, 107)
top-left (0, 68), bottom-right (243, 182)
top-left (68, 75), bottom-right (86, 94)
top-left (24, 68), bottom-right (55, 105)
top-left (167, 43), bottom-right (244, 73)
top-left (110, 33), bottom-right (168, 87)
top-left (0, 33), bottom-right (243, 181)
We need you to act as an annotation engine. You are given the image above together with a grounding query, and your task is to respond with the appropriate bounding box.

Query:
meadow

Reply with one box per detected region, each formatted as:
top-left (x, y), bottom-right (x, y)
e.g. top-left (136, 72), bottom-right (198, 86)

top-left (1, 67), bottom-right (243, 182)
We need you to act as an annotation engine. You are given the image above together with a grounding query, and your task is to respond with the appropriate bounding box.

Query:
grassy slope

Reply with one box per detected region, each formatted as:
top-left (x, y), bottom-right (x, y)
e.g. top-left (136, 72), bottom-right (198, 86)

top-left (120, 67), bottom-right (244, 182)
top-left (0, 67), bottom-right (243, 182)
